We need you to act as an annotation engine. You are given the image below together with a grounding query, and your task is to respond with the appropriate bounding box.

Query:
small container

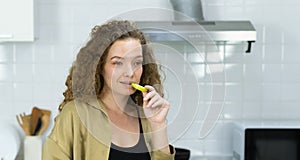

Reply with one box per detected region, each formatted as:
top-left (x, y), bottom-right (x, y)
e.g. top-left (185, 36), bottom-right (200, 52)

top-left (24, 136), bottom-right (42, 160)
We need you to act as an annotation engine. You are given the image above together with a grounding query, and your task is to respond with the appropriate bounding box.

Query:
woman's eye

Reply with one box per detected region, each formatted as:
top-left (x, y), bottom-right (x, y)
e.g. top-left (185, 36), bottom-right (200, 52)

top-left (134, 61), bottom-right (143, 66)
top-left (113, 61), bottom-right (123, 66)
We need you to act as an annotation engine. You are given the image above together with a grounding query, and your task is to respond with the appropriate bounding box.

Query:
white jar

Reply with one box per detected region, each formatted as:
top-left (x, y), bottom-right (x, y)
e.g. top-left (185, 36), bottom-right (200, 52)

top-left (24, 136), bottom-right (42, 160)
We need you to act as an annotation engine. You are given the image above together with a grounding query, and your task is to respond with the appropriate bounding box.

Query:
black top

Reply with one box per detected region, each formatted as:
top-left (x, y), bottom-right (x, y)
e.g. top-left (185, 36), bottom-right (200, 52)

top-left (108, 117), bottom-right (151, 160)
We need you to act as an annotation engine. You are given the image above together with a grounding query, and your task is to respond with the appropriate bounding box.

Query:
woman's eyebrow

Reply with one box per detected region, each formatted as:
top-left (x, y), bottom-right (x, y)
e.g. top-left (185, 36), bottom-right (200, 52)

top-left (110, 56), bottom-right (124, 60)
top-left (135, 55), bottom-right (143, 58)
top-left (111, 55), bottom-right (143, 60)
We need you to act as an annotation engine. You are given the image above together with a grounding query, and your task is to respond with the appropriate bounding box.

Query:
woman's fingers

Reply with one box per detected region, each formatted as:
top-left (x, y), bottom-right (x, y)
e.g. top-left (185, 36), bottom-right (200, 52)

top-left (143, 85), bottom-right (162, 108)
top-left (143, 90), bottom-right (156, 101)
top-left (146, 95), bottom-right (161, 108)
top-left (141, 85), bottom-right (170, 124)
top-left (151, 99), bottom-right (166, 109)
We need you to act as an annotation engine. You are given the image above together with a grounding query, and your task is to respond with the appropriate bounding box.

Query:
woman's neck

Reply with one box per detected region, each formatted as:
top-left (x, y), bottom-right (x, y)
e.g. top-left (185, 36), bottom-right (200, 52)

top-left (100, 90), bottom-right (129, 114)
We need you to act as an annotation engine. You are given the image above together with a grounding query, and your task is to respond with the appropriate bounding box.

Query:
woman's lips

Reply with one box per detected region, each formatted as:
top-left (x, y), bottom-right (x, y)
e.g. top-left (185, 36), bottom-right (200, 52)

top-left (120, 81), bottom-right (135, 88)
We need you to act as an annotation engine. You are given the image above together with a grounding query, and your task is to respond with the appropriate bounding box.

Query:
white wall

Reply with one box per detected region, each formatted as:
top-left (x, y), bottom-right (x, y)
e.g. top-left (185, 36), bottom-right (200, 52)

top-left (1, 0), bottom-right (300, 157)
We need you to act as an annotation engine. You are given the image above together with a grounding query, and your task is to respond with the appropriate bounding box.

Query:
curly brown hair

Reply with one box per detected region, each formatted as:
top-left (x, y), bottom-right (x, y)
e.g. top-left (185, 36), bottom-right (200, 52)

top-left (59, 20), bottom-right (164, 112)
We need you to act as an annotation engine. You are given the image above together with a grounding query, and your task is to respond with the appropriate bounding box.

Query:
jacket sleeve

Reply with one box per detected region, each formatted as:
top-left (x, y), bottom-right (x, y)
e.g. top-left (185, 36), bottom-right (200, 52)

top-left (42, 103), bottom-right (76, 160)
top-left (42, 137), bottom-right (71, 160)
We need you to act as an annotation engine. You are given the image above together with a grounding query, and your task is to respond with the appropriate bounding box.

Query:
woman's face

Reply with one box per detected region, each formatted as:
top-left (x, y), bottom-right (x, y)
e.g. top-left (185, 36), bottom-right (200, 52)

top-left (102, 38), bottom-right (143, 96)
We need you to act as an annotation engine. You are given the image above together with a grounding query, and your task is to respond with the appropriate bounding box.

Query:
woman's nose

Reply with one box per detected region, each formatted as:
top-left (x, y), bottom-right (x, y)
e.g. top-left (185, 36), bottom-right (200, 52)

top-left (123, 64), bottom-right (134, 77)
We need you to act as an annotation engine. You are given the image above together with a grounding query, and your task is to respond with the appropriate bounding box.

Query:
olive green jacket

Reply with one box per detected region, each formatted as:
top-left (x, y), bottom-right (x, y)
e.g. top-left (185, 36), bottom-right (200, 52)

top-left (42, 99), bottom-right (175, 160)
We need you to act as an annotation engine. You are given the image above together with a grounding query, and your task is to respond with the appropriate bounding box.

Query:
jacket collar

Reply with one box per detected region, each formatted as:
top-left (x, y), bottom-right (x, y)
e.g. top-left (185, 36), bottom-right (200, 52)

top-left (84, 96), bottom-right (108, 115)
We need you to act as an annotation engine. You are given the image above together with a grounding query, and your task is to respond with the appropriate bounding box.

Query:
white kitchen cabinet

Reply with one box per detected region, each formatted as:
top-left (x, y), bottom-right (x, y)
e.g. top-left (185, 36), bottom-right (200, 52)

top-left (0, 0), bottom-right (34, 42)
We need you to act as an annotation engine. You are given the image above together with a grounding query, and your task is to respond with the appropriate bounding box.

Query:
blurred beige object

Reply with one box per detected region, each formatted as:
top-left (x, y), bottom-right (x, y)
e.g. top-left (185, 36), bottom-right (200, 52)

top-left (16, 107), bottom-right (51, 136)
top-left (41, 109), bottom-right (51, 116)
top-left (37, 112), bottom-right (51, 135)
top-left (29, 107), bottom-right (43, 135)
top-left (16, 113), bottom-right (31, 136)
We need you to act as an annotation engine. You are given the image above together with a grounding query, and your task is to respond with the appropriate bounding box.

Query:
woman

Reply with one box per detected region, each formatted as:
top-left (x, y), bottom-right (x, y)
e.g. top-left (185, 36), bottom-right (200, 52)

top-left (42, 20), bottom-right (175, 160)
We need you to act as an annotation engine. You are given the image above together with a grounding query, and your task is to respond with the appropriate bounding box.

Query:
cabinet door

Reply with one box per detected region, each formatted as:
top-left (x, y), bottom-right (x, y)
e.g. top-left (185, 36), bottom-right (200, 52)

top-left (0, 0), bottom-right (34, 42)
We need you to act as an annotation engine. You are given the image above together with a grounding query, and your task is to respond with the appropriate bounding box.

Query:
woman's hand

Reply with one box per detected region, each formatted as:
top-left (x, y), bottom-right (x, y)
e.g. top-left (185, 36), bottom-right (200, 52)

top-left (142, 85), bottom-right (171, 153)
top-left (142, 85), bottom-right (170, 127)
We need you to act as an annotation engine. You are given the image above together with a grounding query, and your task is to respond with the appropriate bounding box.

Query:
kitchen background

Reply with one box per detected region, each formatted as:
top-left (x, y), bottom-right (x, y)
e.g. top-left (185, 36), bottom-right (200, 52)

top-left (1, 0), bottom-right (300, 158)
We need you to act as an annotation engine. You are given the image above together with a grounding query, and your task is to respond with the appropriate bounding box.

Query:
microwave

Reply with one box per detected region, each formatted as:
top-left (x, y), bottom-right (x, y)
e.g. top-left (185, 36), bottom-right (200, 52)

top-left (232, 121), bottom-right (300, 160)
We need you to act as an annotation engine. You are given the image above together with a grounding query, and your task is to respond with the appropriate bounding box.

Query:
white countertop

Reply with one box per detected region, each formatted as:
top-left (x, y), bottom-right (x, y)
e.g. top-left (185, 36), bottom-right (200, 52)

top-left (233, 120), bottom-right (300, 130)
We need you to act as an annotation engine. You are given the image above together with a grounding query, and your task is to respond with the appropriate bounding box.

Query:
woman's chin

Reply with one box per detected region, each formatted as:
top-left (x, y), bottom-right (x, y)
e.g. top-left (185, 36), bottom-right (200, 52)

top-left (113, 89), bottom-right (135, 96)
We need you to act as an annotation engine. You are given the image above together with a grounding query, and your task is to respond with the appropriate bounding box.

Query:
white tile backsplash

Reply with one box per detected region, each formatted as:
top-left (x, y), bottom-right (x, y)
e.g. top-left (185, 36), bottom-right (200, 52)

top-left (281, 83), bottom-right (300, 101)
top-left (244, 64), bottom-right (263, 82)
top-left (243, 83), bottom-right (263, 101)
top-left (262, 101), bottom-right (286, 119)
top-left (262, 83), bottom-right (281, 101)
top-left (0, 45), bottom-right (13, 63)
top-left (283, 45), bottom-right (300, 62)
top-left (0, 64), bottom-right (13, 81)
top-left (262, 64), bottom-right (282, 82)
top-left (224, 83), bottom-right (243, 101)
top-left (224, 44), bottom-right (246, 63)
top-left (282, 64), bottom-right (300, 82)
top-left (0, 82), bottom-right (13, 102)
top-left (14, 44), bottom-right (34, 63)
top-left (13, 83), bottom-right (33, 101)
top-left (222, 102), bottom-right (243, 120)
top-left (223, 6), bottom-right (245, 19)
top-left (280, 102), bottom-right (300, 119)
top-left (1, 0), bottom-right (300, 157)
top-left (14, 64), bottom-right (34, 82)
top-left (242, 102), bottom-right (262, 119)
top-left (225, 64), bottom-right (243, 82)
top-left (264, 44), bottom-right (283, 63)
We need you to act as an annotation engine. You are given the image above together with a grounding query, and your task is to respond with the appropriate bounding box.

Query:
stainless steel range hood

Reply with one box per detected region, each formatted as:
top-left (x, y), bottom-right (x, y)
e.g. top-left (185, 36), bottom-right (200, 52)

top-left (136, 20), bottom-right (256, 53)
top-left (135, 0), bottom-right (256, 53)
top-left (136, 20), bottom-right (256, 42)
